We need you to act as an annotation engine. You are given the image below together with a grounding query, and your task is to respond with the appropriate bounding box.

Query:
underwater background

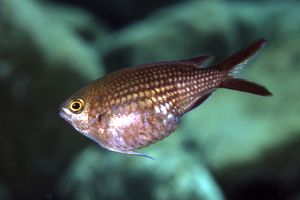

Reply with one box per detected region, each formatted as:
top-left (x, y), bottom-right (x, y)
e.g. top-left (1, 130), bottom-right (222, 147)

top-left (0, 0), bottom-right (300, 199)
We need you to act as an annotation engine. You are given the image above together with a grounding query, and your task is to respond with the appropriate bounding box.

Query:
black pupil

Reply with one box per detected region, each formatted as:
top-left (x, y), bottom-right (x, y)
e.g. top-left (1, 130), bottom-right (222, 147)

top-left (72, 102), bottom-right (80, 110)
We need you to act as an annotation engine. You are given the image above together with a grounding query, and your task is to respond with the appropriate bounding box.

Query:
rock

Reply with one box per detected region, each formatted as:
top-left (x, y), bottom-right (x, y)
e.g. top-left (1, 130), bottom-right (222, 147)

top-left (58, 146), bottom-right (224, 200)
top-left (0, 0), bottom-right (107, 198)
top-left (101, 1), bottom-right (235, 73)
top-left (50, 0), bottom-right (187, 30)
top-left (0, 0), bottom-right (107, 79)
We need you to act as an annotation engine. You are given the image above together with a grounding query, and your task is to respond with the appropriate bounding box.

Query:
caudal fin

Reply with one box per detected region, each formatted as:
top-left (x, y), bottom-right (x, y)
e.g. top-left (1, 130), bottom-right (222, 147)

top-left (221, 78), bottom-right (272, 96)
top-left (218, 38), bottom-right (272, 96)
top-left (219, 38), bottom-right (266, 73)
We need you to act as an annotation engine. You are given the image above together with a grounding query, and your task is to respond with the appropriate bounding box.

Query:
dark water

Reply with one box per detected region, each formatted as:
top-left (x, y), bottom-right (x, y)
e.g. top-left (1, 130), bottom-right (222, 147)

top-left (0, 0), bottom-right (299, 199)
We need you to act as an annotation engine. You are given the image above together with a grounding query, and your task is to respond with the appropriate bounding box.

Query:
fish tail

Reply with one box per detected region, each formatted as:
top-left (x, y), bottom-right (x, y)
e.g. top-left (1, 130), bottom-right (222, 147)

top-left (221, 78), bottom-right (272, 96)
top-left (218, 38), bottom-right (272, 96)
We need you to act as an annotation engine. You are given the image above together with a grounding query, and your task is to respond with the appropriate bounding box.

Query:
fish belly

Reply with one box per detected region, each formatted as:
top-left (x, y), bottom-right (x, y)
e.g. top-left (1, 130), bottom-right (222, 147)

top-left (102, 103), bottom-right (179, 152)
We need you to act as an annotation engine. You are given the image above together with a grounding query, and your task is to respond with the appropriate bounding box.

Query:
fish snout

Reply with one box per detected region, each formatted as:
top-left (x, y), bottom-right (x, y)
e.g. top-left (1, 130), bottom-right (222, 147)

top-left (58, 101), bottom-right (71, 121)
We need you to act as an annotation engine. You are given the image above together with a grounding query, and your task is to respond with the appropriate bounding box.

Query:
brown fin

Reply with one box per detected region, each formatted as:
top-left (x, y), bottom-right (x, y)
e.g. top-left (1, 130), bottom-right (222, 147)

top-left (179, 54), bottom-right (214, 67)
top-left (138, 54), bottom-right (214, 69)
top-left (221, 78), bottom-right (272, 96)
top-left (185, 92), bottom-right (212, 114)
top-left (219, 38), bottom-right (266, 72)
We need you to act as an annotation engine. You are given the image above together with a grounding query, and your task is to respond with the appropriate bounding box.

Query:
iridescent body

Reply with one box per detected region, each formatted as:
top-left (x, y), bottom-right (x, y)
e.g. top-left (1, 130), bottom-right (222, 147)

top-left (59, 39), bottom-right (272, 157)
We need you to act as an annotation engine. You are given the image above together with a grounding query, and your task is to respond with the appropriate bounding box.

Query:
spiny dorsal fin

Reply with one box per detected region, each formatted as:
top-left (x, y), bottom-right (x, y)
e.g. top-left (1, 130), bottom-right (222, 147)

top-left (135, 54), bottom-right (214, 70)
top-left (179, 54), bottom-right (214, 68)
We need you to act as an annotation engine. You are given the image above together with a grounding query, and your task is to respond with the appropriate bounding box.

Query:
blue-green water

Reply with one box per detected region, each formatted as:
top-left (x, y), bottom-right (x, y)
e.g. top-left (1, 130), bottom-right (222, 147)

top-left (0, 0), bottom-right (299, 199)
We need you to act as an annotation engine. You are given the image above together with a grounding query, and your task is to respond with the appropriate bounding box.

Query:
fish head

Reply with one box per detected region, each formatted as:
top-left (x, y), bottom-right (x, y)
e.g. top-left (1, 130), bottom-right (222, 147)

top-left (59, 84), bottom-right (104, 139)
top-left (59, 95), bottom-right (91, 133)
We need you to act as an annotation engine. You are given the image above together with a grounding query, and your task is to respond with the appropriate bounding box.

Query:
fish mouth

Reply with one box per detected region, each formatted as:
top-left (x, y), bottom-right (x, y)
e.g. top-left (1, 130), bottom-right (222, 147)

top-left (58, 107), bottom-right (71, 123)
top-left (59, 108), bottom-right (66, 119)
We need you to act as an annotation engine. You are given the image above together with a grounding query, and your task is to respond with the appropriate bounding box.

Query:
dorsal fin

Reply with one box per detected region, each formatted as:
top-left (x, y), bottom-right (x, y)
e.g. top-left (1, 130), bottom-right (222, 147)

top-left (178, 54), bottom-right (214, 68)
top-left (134, 54), bottom-right (214, 69)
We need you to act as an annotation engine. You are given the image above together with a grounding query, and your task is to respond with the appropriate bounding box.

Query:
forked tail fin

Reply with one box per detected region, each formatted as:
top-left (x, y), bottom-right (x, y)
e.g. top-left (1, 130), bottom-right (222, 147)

top-left (218, 38), bottom-right (272, 96)
top-left (221, 78), bottom-right (272, 96)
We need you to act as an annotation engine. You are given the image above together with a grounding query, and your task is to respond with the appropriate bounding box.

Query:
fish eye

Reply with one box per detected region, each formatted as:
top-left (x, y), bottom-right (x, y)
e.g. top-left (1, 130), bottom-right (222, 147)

top-left (68, 98), bottom-right (84, 113)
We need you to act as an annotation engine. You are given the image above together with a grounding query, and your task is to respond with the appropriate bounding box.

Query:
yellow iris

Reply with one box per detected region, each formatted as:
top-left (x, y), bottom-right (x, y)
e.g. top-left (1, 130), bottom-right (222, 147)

top-left (69, 98), bottom-right (84, 113)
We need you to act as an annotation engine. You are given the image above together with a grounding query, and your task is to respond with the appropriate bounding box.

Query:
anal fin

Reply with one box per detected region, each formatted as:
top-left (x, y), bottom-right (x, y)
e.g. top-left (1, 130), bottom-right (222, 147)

top-left (185, 92), bottom-right (212, 114)
top-left (126, 151), bottom-right (155, 160)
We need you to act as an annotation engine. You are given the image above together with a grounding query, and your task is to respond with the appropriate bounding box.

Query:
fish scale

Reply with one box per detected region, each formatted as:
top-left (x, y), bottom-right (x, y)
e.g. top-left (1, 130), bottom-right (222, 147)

top-left (105, 66), bottom-right (220, 111)
top-left (59, 39), bottom-right (272, 157)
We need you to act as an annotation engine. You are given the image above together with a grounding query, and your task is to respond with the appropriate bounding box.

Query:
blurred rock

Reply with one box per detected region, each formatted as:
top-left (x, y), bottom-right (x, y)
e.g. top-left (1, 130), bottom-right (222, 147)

top-left (0, 0), bottom-right (106, 79)
top-left (101, 1), bottom-right (235, 73)
top-left (216, 137), bottom-right (300, 200)
top-left (0, 0), bottom-right (107, 198)
top-left (58, 146), bottom-right (224, 200)
top-left (50, 0), bottom-right (189, 30)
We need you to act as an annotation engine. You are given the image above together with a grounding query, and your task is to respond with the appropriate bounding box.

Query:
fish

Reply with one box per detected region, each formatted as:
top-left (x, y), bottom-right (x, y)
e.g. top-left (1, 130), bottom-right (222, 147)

top-left (59, 38), bottom-right (272, 158)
